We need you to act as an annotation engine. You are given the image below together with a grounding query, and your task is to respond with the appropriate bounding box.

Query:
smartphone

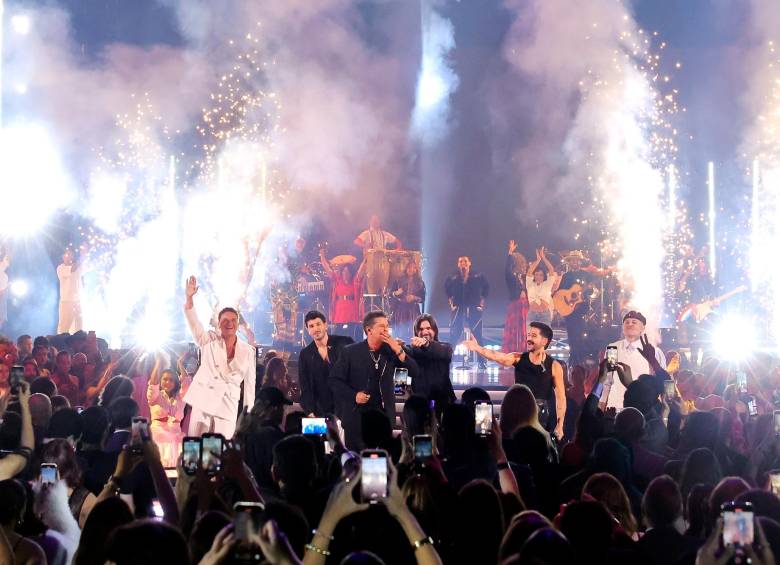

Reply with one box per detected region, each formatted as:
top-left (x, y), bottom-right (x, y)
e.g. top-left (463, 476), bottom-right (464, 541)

top-left (474, 401), bottom-right (493, 436)
top-left (394, 368), bottom-right (410, 395)
top-left (360, 449), bottom-right (389, 503)
top-left (9, 365), bottom-right (24, 393)
top-left (769, 471), bottom-right (780, 495)
top-left (773, 410), bottom-right (780, 437)
top-left (201, 433), bottom-right (224, 475)
top-left (413, 434), bottom-right (433, 460)
top-left (736, 371), bottom-right (748, 394)
top-left (233, 501), bottom-right (266, 563)
top-left (151, 499), bottom-right (164, 520)
top-left (182, 436), bottom-right (201, 476)
top-left (663, 380), bottom-right (676, 398)
top-left (606, 346), bottom-right (618, 369)
top-left (131, 417), bottom-right (148, 454)
top-left (747, 397), bottom-right (758, 417)
top-left (40, 463), bottom-right (58, 484)
top-left (74, 405), bottom-right (84, 414)
top-left (302, 417), bottom-right (327, 437)
top-left (722, 502), bottom-right (754, 546)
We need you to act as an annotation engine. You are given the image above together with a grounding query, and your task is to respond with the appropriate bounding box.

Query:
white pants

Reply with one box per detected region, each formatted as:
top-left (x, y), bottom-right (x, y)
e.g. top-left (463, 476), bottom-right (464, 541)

top-left (57, 301), bottom-right (82, 334)
top-left (188, 407), bottom-right (237, 438)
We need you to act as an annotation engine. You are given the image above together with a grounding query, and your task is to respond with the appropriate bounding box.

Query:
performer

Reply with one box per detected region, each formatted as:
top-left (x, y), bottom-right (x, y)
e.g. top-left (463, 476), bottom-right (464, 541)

top-left (526, 246), bottom-right (559, 325)
top-left (183, 276), bottom-right (256, 437)
top-left (298, 310), bottom-right (354, 417)
top-left (390, 261), bottom-right (426, 341)
top-left (558, 251), bottom-right (612, 366)
top-left (602, 311), bottom-right (666, 410)
top-left (353, 214), bottom-right (402, 252)
top-left (465, 322), bottom-right (565, 440)
top-left (678, 252), bottom-right (715, 365)
top-left (444, 256), bottom-right (489, 368)
top-left (56, 248), bottom-right (84, 334)
top-left (330, 310), bottom-right (419, 450)
top-left (405, 313), bottom-right (456, 409)
top-left (502, 241), bottom-right (530, 353)
top-left (320, 249), bottom-right (366, 341)
top-left (147, 353), bottom-right (192, 467)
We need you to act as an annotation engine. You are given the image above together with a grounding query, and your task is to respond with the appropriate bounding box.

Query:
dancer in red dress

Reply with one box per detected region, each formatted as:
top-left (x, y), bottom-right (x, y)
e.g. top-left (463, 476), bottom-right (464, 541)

top-left (502, 240), bottom-right (529, 353)
top-left (320, 249), bottom-right (367, 339)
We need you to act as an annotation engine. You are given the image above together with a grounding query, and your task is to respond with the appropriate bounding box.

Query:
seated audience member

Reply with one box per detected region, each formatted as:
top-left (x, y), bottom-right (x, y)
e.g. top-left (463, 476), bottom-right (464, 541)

top-left (637, 475), bottom-right (701, 565)
top-left (236, 386), bottom-right (290, 489)
top-left (39, 439), bottom-right (97, 528)
top-left (0, 479), bottom-right (47, 565)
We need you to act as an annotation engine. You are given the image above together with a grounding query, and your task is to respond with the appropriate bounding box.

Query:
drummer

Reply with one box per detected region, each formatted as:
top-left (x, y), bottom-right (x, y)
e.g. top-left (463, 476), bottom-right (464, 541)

top-left (353, 215), bottom-right (403, 252)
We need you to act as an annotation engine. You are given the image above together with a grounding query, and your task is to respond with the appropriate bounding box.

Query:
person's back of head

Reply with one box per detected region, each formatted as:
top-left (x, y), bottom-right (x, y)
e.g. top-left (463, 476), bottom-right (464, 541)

top-left (623, 378), bottom-right (657, 416)
top-left (108, 396), bottom-right (139, 431)
top-left (735, 489), bottom-right (780, 524)
top-left (460, 386), bottom-right (490, 411)
top-left (517, 527), bottom-right (575, 565)
top-left (589, 438), bottom-right (632, 484)
top-left (678, 411), bottom-right (719, 454)
top-left (80, 406), bottom-right (108, 446)
top-left (498, 510), bottom-right (553, 562)
top-left (680, 447), bottom-right (722, 501)
top-left (99, 375), bottom-right (134, 408)
top-left (40, 438), bottom-right (83, 490)
top-left (340, 551), bottom-right (386, 565)
top-left (28, 392), bottom-right (52, 431)
top-left (757, 517), bottom-right (780, 558)
top-left (272, 434), bottom-right (317, 491)
top-left (105, 519), bottom-right (189, 565)
top-left (30, 376), bottom-right (56, 398)
top-left (685, 483), bottom-right (714, 538)
top-left (642, 475), bottom-right (683, 530)
top-left (510, 426), bottom-right (550, 467)
top-left (75, 497), bottom-right (133, 565)
top-left (440, 403), bottom-right (474, 455)
top-left (360, 409), bottom-right (393, 450)
top-left (583, 472), bottom-right (638, 535)
top-left (500, 385), bottom-right (538, 437)
top-left (558, 500), bottom-right (613, 563)
top-left (33, 336), bottom-right (50, 349)
top-left (50, 394), bottom-right (71, 412)
top-left (402, 394), bottom-right (431, 437)
top-left (458, 480), bottom-right (505, 563)
top-left (47, 408), bottom-right (83, 442)
top-left (188, 511), bottom-right (230, 565)
top-left (614, 407), bottom-right (645, 444)
top-left (708, 477), bottom-right (751, 533)
top-left (0, 479), bottom-right (26, 526)
top-left (284, 410), bottom-right (304, 435)
top-left (263, 500), bottom-right (309, 558)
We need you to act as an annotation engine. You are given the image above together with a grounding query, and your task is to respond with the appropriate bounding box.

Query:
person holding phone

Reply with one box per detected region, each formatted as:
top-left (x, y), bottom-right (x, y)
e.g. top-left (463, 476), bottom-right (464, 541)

top-left (182, 275), bottom-right (256, 438)
top-left (602, 311), bottom-right (667, 410)
top-left (147, 353), bottom-right (192, 467)
top-left (331, 310), bottom-right (419, 450)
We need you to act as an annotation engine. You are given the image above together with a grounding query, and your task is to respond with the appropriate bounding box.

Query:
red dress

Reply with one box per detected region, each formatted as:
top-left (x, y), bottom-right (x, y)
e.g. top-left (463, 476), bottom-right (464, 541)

top-left (329, 273), bottom-right (363, 323)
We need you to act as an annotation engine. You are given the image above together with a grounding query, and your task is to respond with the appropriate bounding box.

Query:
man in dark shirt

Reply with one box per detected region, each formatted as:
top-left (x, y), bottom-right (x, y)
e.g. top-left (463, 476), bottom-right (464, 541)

top-left (239, 387), bottom-right (291, 489)
top-left (405, 314), bottom-right (455, 409)
top-left (298, 310), bottom-right (354, 417)
top-left (444, 256), bottom-right (489, 366)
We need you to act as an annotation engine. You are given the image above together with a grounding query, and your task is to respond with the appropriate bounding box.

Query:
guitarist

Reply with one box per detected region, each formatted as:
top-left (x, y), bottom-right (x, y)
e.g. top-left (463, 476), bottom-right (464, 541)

top-left (559, 251), bottom-right (613, 365)
top-left (678, 255), bottom-right (714, 365)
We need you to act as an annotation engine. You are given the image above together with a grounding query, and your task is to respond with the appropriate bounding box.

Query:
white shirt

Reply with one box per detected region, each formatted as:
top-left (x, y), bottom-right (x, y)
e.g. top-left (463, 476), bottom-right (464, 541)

top-left (56, 264), bottom-right (82, 302)
top-left (356, 229), bottom-right (397, 250)
top-left (525, 274), bottom-right (556, 310)
top-left (603, 338), bottom-right (667, 410)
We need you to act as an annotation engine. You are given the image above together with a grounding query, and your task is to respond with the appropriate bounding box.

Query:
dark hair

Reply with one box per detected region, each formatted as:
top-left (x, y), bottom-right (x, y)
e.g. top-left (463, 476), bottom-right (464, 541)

top-left (40, 438), bottom-right (83, 489)
top-left (160, 369), bottom-right (181, 397)
top-left (362, 310), bottom-right (387, 331)
top-left (680, 448), bottom-right (722, 501)
top-left (99, 375), bottom-right (134, 407)
top-left (528, 322), bottom-right (553, 347)
top-left (263, 357), bottom-right (288, 389)
top-left (304, 310), bottom-right (327, 325)
top-left (107, 396), bottom-right (139, 430)
top-left (518, 527), bottom-right (574, 564)
top-left (188, 511), bottom-right (231, 565)
top-left (105, 519), bottom-right (190, 565)
top-left (56, 350), bottom-right (71, 361)
top-left (80, 406), bottom-right (109, 445)
top-left (75, 497), bottom-right (134, 565)
top-left (51, 395), bottom-right (71, 411)
top-left (33, 336), bottom-right (50, 349)
top-left (558, 500), bottom-right (613, 563)
top-left (17, 334), bottom-right (32, 346)
top-left (217, 307), bottom-right (239, 321)
top-left (48, 408), bottom-right (84, 440)
top-left (273, 435), bottom-right (317, 489)
top-left (643, 475), bottom-right (683, 528)
top-left (460, 387), bottom-right (491, 410)
top-left (402, 395), bottom-right (433, 437)
top-left (498, 511), bottom-right (553, 562)
top-left (30, 376), bottom-right (57, 398)
top-left (458, 480), bottom-right (504, 564)
top-left (735, 489), bottom-right (780, 524)
top-left (413, 314), bottom-right (439, 341)
top-left (0, 479), bottom-right (26, 525)
top-left (361, 409), bottom-right (394, 451)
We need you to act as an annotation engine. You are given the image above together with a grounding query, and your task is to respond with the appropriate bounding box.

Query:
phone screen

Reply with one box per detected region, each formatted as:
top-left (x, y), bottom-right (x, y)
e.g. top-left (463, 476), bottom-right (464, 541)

top-left (9, 366), bottom-right (24, 392)
top-left (663, 380), bottom-right (676, 398)
top-left (151, 499), bottom-right (164, 520)
top-left (361, 450), bottom-right (388, 503)
top-left (773, 411), bottom-right (780, 437)
top-left (413, 435), bottom-right (433, 459)
top-left (131, 417), bottom-right (148, 453)
top-left (40, 464), bottom-right (58, 484)
top-left (723, 510), bottom-right (754, 545)
top-left (201, 434), bottom-right (224, 474)
top-left (606, 346), bottom-right (618, 367)
top-left (233, 502), bottom-right (265, 563)
top-left (302, 417), bottom-right (327, 436)
top-left (748, 397), bottom-right (758, 417)
top-left (182, 437), bottom-right (201, 476)
top-left (394, 368), bottom-right (410, 395)
top-left (770, 472), bottom-right (780, 495)
top-left (736, 371), bottom-right (748, 393)
top-left (475, 402), bottom-right (493, 436)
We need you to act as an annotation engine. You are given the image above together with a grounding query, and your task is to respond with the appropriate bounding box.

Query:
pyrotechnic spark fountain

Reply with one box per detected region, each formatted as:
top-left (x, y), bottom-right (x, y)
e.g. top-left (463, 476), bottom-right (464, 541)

top-left (707, 161), bottom-right (717, 279)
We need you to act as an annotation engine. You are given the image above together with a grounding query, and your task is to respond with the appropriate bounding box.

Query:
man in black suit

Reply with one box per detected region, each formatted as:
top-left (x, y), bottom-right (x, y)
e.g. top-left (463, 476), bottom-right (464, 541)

top-left (331, 310), bottom-right (419, 450)
top-left (405, 314), bottom-right (455, 410)
top-left (298, 310), bottom-right (354, 417)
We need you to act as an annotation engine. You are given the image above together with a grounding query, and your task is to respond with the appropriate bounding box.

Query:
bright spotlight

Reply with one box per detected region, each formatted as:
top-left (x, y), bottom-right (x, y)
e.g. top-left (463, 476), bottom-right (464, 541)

top-left (11, 14), bottom-right (31, 35)
top-left (710, 314), bottom-right (752, 362)
top-left (416, 66), bottom-right (447, 110)
top-left (14, 83), bottom-right (28, 95)
top-left (134, 314), bottom-right (170, 352)
top-left (10, 280), bottom-right (28, 297)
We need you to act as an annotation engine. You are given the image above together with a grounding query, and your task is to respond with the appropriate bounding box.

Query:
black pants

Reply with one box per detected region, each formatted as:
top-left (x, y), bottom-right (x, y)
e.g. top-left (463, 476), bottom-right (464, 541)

top-left (450, 305), bottom-right (483, 344)
top-left (565, 308), bottom-right (588, 366)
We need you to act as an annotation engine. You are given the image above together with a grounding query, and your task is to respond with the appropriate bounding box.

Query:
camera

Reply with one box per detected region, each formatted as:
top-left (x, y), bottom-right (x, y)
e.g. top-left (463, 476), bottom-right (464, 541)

top-left (360, 449), bottom-right (389, 503)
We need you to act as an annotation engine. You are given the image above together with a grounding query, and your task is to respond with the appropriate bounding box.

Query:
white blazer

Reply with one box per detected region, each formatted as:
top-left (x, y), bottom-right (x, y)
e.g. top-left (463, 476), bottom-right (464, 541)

top-left (182, 307), bottom-right (256, 421)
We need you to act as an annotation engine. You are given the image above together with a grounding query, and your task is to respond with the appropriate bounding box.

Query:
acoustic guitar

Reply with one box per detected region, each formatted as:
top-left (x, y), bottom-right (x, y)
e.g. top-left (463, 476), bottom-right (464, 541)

top-left (678, 285), bottom-right (747, 323)
top-left (553, 284), bottom-right (588, 317)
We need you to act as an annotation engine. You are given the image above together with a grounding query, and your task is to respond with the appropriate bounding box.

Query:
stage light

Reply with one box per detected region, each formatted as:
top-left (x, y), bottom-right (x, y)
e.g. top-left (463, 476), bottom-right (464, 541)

top-left (416, 66), bottom-right (447, 110)
top-left (710, 314), bottom-right (752, 362)
top-left (134, 314), bottom-right (170, 352)
top-left (10, 280), bottom-right (28, 297)
top-left (11, 14), bottom-right (31, 35)
top-left (14, 83), bottom-right (27, 95)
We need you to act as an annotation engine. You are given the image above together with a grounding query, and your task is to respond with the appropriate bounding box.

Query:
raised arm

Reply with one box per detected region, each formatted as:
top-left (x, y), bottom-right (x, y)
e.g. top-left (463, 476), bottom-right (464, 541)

top-left (319, 249), bottom-right (334, 277)
top-left (540, 247), bottom-right (557, 277)
top-left (526, 245), bottom-right (542, 277)
top-left (0, 382), bottom-right (33, 480)
top-left (183, 275), bottom-right (211, 346)
top-left (463, 335), bottom-right (519, 367)
top-left (552, 361), bottom-right (566, 440)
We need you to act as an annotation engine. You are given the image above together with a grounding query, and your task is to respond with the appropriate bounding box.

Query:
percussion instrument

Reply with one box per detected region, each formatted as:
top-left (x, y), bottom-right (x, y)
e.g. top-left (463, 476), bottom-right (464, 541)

top-left (365, 249), bottom-right (391, 294)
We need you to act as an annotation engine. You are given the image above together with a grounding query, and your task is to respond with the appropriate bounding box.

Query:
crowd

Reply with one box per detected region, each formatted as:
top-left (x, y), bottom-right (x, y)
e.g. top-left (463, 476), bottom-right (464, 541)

top-left (2, 317), bottom-right (780, 565)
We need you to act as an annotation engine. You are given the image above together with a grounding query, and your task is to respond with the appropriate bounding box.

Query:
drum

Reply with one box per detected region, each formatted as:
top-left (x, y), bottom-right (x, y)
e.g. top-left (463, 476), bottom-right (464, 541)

top-left (387, 250), bottom-right (422, 284)
top-left (365, 249), bottom-right (391, 294)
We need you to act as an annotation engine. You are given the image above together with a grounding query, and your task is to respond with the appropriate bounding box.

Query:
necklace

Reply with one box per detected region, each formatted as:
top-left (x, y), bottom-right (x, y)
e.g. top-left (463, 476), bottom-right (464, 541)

top-left (369, 350), bottom-right (381, 370)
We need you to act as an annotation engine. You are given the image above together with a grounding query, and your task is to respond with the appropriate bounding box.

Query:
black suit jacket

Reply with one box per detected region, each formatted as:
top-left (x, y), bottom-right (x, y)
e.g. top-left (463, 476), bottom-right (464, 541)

top-left (405, 340), bottom-right (456, 405)
top-left (298, 334), bottom-right (354, 416)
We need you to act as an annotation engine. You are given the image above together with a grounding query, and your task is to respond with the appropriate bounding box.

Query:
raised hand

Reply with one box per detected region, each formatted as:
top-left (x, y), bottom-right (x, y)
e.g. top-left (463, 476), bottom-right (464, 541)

top-left (638, 334), bottom-right (656, 364)
top-left (185, 275), bottom-right (199, 299)
top-left (463, 335), bottom-right (480, 352)
top-left (508, 240), bottom-right (518, 254)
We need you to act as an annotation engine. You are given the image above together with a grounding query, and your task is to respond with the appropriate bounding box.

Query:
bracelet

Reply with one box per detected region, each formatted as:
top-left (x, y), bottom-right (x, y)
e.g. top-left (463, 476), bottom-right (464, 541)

top-left (305, 543), bottom-right (331, 557)
top-left (312, 529), bottom-right (334, 541)
top-left (412, 536), bottom-right (434, 550)
top-left (496, 461), bottom-right (510, 471)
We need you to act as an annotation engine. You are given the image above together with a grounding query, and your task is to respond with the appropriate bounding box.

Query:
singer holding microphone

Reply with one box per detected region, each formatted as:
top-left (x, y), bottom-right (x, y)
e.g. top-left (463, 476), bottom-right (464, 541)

top-left (464, 322), bottom-right (565, 440)
top-left (182, 275), bottom-right (256, 437)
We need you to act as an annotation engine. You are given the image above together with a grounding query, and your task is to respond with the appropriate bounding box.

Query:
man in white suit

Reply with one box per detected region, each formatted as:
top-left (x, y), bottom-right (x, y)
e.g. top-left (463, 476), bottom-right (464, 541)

top-left (183, 275), bottom-right (256, 437)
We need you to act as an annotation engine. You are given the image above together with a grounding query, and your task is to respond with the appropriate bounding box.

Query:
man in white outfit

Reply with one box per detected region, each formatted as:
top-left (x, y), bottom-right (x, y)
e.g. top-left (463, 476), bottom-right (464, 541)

top-left (602, 310), bottom-right (666, 410)
top-left (56, 249), bottom-right (83, 334)
top-left (183, 275), bottom-right (256, 437)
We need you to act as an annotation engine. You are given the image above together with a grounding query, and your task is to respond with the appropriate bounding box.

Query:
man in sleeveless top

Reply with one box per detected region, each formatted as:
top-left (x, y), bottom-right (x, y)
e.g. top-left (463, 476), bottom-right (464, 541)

top-left (464, 322), bottom-right (566, 440)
